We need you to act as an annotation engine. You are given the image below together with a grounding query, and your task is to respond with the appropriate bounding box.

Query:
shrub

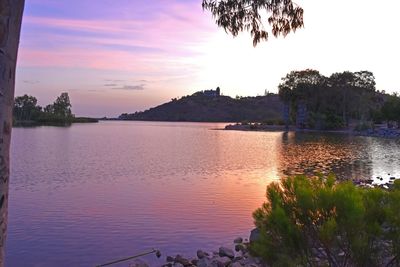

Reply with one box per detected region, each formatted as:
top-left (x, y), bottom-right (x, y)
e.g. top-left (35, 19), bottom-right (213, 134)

top-left (251, 175), bottom-right (400, 267)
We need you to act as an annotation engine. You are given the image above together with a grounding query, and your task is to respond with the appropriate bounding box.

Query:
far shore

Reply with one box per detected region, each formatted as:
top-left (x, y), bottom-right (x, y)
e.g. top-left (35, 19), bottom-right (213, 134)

top-left (13, 117), bottom-right (99, 127)
top-left (224, 123), bottom-right (400, 138)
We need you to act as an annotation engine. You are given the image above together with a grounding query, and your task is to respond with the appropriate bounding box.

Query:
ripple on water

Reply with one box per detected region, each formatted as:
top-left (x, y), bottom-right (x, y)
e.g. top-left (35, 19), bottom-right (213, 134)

top-left (6, 122), bottom-right (400, 266)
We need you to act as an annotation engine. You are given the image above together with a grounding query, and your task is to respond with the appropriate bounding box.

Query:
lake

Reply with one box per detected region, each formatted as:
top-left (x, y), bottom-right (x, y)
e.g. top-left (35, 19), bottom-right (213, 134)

top-left (6, 121), bottom-right (400, 266)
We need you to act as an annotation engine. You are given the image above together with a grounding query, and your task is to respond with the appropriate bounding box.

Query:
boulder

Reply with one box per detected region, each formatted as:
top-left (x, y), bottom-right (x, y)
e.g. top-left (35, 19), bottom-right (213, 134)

top-left (166, 256), bottom-right (175, 262)
top-left (234, 237), bottom-right (243, 244)
top-left (216, 257), bottom-right (232, 267)
top-left (197, 257), bottom-right (212, 267)
top-left (130, 259), bottom-right (149, 267)
top-left (197, 249), bottom-right (209, 259)
top-left (174, 254), bottom-right (192, 266)
top-left (218, 247), bottom-right (234, 259)
top-left (232, 256), bottom-right (243, 262)
top-left (235, 244), bottom-right (246, 252)
top-left (212, 256), bottom-right (231, 267)
top-left (249, 228), bottom-right (260, 243)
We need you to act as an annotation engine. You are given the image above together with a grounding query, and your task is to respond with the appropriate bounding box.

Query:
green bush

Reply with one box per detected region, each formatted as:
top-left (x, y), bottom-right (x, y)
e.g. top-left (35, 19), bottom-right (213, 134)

top-left (251, 175), bottom-right (400, 267)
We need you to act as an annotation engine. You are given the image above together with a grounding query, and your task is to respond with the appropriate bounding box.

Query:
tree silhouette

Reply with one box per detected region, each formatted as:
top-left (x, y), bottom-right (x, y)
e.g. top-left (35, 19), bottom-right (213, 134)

top-left (202, 0), bottom-right (304, 46)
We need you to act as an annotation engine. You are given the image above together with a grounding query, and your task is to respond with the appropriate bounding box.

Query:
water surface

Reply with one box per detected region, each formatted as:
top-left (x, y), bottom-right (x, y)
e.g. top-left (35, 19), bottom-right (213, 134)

top-left (7, 122), bottom-right (400, 266)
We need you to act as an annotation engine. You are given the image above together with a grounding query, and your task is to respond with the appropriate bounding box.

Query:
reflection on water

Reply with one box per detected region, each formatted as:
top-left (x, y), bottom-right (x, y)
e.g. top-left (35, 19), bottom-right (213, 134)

top-left (6, 122), bottom-right (400, 266)
top-left (279, 132), bottom-right (371, 180)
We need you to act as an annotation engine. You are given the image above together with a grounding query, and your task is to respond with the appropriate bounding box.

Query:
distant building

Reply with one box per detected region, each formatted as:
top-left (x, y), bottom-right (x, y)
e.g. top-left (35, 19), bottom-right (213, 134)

top-left (202, 87), bottom-right (221, 97)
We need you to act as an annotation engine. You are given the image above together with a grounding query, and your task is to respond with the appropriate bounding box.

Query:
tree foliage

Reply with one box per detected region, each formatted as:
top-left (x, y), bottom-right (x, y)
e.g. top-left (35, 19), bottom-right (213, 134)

top-left (202, 0), bottom-right (304, 46)
top-left (13, 95), bottom-right (42, 121)
top-left (277, 69), bottom-right (381, 129)
top-left (13, 92), bottom-right (74, 125)
top-left (51, 92), bottom-right (72, 118)
top-left (252, 175), bottom-right (400, 267)
top-left (381, 94), bottom-right (400, 127)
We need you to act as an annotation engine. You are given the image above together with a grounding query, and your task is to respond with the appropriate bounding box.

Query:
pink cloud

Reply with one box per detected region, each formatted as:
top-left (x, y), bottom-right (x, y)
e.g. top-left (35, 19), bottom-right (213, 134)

top-left (19, 4), bottom-right (215, 70)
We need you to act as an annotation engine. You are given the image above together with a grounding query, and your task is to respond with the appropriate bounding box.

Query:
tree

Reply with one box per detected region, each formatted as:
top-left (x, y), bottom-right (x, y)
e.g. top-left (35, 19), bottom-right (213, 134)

top-left (329, 71), bottom-right (356, 126)
top-left (202, 0), bottom-right (304, 46)
top-left (13, 95), bottom-right (42, 121)
top-left (278, 70), bottom-right (328, 129)
top-left (276, 69), bottom-right (380, 130)
top-left (381, 94), bottom-right (400, 128)
top-left (329, 71), bottom-right (377, 125)
top-left (52, 92), bottom-right (72, 118)
top-left (0, 1), bottom-right (25, 265)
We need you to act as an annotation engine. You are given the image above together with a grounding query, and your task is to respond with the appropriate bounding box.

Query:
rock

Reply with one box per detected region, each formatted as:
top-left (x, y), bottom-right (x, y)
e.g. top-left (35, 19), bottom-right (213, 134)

top-left (232, 256), bottom-right (243, 262)
top-left (191, 259), bottom-right (199, 266)
top-left (197, 257), bottom-right (212, 267)
top-left (173, 263), bottom-right (184, 267)
top-left (249, 228), bottom-right (261, 243)
top-left (174, 254), bottom-right (192, 266)
top-left (197, 249), bottom-right (209, 259)
top-left (212, 256), bottom-right (231, 267)
top-left (130, 259), bottom-right (149, 267)
top-left (238, 257), bottom-right (257, 266)
top-left (161, 264), bottom-right (172, 267)
top-left (167, 256), bottom-right (175, 262)
top-left (234, 237), bottom-right (243, 244)
top-left (231, 262), bottom-right (243, 267)
top-left (235, 244), bottom-right (246, 252)
top-left (219, 247), bottom-right (235, 259)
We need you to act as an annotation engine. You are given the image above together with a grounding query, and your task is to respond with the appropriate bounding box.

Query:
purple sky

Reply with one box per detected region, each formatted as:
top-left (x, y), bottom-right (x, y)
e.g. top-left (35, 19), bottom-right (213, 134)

top-left (16, 0), bottom-right (400, 117)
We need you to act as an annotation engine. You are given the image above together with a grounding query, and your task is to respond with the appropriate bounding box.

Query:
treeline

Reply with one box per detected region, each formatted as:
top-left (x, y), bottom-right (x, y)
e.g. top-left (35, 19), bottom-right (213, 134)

top-left (13, 92), bottom-right (98, 126)
top-left (278, 69), bottom-right (400, 129)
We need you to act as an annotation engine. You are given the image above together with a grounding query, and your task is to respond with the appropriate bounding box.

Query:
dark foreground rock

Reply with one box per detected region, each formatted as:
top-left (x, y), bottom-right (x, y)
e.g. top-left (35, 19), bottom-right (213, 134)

top-left (158, 236), bottom-right (266, 267)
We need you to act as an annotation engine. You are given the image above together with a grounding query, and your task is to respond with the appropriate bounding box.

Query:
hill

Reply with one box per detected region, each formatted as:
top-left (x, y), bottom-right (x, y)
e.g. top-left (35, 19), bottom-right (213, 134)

top-left (119, 93), bottom-right (284, 122)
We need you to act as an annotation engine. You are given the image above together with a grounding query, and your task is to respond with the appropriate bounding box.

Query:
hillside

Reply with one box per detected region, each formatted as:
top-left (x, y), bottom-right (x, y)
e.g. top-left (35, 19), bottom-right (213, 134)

top-left (119, 93), bottom-right (284, 122)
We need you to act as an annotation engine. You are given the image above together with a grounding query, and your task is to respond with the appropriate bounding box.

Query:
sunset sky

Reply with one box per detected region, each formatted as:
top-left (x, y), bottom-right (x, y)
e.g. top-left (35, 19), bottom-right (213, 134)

top-left (16, 0), bottom-right (400, 117)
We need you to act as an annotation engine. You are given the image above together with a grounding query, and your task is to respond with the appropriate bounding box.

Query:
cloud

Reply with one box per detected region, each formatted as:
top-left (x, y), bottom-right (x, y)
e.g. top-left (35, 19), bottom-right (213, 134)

top-left (23, 80), bottom-right (40, 84)
top-left (104, 79), bottom-right (125, 82)
top-left (104, 83), bottom-right (118, 87)
top-left (112, 84), bottom-right (145, 90)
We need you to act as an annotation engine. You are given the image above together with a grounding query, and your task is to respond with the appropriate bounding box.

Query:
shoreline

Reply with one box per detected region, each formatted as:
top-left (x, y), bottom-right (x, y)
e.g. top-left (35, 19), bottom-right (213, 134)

top-left (224, 123), bottom-right (400, 138)
top-left (13, 117), bottom-right (99, 127)
top-left (128, 233), bottom-right (265, 267)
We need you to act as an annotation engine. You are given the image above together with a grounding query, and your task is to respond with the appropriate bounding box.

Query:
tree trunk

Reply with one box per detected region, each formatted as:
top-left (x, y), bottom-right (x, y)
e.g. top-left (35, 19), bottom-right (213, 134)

top-left (0, 0), bottom-right (25, 266)
top-left (283, 102), bottom-right (290, 131)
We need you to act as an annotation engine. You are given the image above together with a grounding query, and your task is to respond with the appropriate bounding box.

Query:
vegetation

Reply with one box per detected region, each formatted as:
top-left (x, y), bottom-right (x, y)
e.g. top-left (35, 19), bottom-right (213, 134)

top-left (277, 69), bottom-right (395, 130)
top-left (119, 93), bottom-right (283, 122)
top-left (252, 175), bottom-right (400, 267)
top-left (13, 93), bottom-right (98, 126)
top-left (381, 94), bottom-right (400, 128)
top-left (202, 0), bottom-right (304, 46)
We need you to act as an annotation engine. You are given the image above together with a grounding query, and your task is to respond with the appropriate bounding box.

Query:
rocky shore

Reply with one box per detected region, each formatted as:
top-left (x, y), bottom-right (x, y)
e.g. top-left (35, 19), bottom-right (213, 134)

top-left (225, 123), bottom-right (400, 139)
top-left (355, 127), bottom-right (400, 138)
top-left (130, 233), bottom-right (264, 267)
top-left (354, 173), bottom-right (400, 189)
